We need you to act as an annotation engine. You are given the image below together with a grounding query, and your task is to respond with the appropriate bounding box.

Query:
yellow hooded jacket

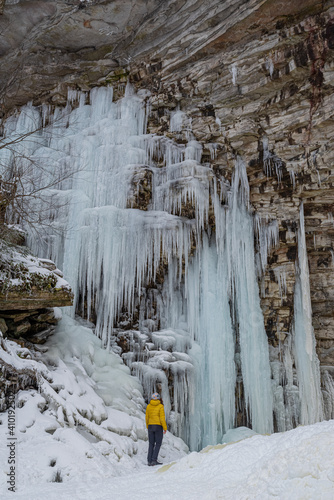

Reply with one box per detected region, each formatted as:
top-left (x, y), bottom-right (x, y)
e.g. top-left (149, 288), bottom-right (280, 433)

top-left (145, 400), bottom-right (167, 430)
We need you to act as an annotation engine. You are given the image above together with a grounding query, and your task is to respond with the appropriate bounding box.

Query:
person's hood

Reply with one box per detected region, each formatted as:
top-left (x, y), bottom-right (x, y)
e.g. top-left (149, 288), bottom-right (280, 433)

top-left (149, 400), bottom-right (161, 406)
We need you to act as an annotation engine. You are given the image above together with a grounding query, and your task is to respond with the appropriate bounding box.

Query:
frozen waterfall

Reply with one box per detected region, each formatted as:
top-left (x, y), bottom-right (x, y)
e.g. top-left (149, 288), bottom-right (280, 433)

top-left (0, 85), bottom-right (327, 450)
top-left (293, 203), bottom-right (323, 424)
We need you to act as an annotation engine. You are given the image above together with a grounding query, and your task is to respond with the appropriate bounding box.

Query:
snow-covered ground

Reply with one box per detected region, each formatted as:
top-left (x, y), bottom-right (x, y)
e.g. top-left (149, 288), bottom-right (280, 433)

top-left (1, 316), bottom-right (334, 499)
top-left (1, 419), bottom-right (334, 500)
top-left (0, 315), bottom-right (187, 496)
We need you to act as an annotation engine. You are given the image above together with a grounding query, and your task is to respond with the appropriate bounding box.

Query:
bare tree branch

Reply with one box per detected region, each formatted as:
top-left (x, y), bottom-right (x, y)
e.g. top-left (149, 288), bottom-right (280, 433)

top-left (0, 104), bottom-right (83, 239)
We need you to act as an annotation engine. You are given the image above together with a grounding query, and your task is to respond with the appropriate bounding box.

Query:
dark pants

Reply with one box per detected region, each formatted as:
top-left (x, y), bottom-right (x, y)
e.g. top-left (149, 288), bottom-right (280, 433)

top-left (147, 425), bottom-right (163, 463)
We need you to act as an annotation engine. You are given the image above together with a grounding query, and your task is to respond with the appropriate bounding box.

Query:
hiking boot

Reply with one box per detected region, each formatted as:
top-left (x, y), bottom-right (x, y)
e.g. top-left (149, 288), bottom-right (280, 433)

top-left (151, 460), bottom-right (162, 466)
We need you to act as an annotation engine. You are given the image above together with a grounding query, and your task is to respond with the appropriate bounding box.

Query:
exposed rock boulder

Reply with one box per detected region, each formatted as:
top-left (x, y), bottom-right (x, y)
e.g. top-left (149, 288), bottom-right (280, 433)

top-left (0, 235), bottom-right (73, 343)
top-left (0, 288), bottom-right (73, 311)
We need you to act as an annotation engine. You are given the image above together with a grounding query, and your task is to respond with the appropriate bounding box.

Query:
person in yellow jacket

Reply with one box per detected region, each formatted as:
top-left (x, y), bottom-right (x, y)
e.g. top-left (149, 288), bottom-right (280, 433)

top-left (145, 393), bottom-right (167, 466)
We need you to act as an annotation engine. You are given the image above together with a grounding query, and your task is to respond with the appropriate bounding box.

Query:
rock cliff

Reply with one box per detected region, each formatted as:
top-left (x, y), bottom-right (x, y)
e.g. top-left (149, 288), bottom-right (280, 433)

top-left (1, 0), bottom-right (334, 408)
top-left (0, 229), bottom-right (73, 343)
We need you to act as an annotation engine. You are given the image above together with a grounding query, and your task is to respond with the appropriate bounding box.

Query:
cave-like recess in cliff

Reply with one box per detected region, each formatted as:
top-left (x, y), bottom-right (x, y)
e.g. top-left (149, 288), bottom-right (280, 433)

top-left (0, 85), bottom-right (331, 451)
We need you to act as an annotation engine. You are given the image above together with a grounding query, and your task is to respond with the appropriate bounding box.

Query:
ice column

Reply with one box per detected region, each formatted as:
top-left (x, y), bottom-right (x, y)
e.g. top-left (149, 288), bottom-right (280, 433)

top-left (185, 235), bottom-right (236, 450)
top-left (225, 158), bottom-right (274, 435)
top-left (293, 202), bottom-right (323, 424)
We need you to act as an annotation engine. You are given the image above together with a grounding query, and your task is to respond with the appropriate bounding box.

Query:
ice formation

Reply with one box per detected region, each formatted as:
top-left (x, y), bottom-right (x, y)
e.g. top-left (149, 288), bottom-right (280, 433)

top-left (274, 265), bottom-right (288, 301)
top-left (0, 85), bottom-right (328, 450)
top-left (230, 63), bottom-right (238, 86)
top-left (293, 203), bottom-right (323, 424)
top-left (262, 135), bottom-right (283, 183)
top-left (265, 56), bottom-right (274, 78)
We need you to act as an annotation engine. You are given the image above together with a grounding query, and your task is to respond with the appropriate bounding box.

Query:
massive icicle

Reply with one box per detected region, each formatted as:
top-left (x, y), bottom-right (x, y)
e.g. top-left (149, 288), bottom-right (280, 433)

top-left (225, 158), bottom-right (274, 435)
top-left (184, 235), bottom-right (236, 449)
top-left (293, 202), bottom-right (323, 424)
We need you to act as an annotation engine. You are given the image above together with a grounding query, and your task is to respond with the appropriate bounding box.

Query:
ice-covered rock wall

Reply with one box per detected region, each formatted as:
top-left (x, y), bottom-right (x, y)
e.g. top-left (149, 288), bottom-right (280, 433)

top-left (1, 85), bottom-right (331, 449)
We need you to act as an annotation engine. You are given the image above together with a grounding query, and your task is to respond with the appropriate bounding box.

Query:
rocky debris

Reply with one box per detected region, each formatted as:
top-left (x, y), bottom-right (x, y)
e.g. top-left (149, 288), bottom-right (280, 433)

top-left (0, 307), bottom-right (60, 343)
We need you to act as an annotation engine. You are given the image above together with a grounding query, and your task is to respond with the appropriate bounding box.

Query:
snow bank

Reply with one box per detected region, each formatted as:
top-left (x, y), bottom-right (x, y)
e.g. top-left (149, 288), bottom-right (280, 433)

top-left (0, 316), bottom-right (187, 494)
top-left (1, 416), bottom-right (334, 499)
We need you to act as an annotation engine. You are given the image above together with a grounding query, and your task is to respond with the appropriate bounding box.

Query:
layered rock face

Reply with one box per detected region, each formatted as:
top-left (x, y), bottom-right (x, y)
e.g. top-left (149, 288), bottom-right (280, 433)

top-left (1, 0), bottom-right (334, 428)
top-left (117, 0), bottom-right (334, 369)
top-left (131, 1), bottom-right (334, 367)
top-left (0, 233), bottom-right (73, 343)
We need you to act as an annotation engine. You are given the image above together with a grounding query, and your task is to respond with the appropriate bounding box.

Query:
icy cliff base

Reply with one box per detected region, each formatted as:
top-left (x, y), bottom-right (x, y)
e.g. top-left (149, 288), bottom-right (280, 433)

top-left (0, 316), bottom-right (187, 489)
top-left (1, 85), bottom-right (330, 446)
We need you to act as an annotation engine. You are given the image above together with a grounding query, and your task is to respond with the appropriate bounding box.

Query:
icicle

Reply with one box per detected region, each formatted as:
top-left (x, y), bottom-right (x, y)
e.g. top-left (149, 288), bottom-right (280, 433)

top-left (265, 56), bottom-right (274, 78)
top-left (230, 63), bottom-right (238, 86)
top-left (293, 202), bottom-right (323, 424)
top-left (254, 215), bottom-right (279, 275)
top-left (185, 140), bottom-right (202, 163)
top-left (67, 88), bottom-right (80, 104)
top-left (322, 370), bottom-right (334, 419)
top-left (330, 248), bottom-right (334, 266)
top-left (270, 337), bottom-right (300, 432)
top-left (207, 143), bottom-right (218, 160)
top-left (184, 235), bottom-right (236, 449)
top-left (225, 157), bottom-right (274, 435)
top-left (288, 169), bottom-right (296, 189)
top-left (273, 265), bottom-right (288, 301)
top-left (170, 109), bottom-right (192, 135)
top-left (262, 136), bottom-right (283, 184)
